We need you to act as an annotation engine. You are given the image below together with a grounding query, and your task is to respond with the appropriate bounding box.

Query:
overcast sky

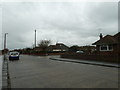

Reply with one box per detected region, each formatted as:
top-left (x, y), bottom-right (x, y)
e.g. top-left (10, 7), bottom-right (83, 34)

top-left (1, 1), bottom-right (118, 50)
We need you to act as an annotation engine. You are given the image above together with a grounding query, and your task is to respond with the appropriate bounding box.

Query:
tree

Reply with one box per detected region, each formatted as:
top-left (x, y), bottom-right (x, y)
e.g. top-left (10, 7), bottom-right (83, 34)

top-left (37, 40), bottom-right (51, 52)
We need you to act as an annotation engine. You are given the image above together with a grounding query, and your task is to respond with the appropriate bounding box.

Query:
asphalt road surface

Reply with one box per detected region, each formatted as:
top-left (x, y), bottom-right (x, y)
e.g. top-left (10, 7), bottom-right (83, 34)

top-left (8, 55), bottom-right (118, 88)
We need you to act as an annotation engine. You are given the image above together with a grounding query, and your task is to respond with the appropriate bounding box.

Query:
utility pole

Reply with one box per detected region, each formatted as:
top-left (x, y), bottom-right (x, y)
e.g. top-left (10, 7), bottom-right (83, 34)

top-left (35, 30), bottom-right (36, 48)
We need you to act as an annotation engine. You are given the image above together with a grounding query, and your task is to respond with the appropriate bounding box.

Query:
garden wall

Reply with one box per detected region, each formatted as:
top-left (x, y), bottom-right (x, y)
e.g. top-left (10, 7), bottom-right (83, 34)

top-left (61, 53), bottom-right (119, 63)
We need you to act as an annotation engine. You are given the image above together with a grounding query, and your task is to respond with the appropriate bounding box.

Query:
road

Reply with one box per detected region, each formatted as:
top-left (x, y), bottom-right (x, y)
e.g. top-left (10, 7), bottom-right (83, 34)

top-left (8, 55), bottom-right (118, 88)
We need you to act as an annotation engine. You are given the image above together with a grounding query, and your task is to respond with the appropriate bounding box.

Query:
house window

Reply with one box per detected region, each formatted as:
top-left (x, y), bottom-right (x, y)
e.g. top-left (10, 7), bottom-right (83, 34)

top-left (100, 45), bottom-right (107, 51)
top-left (108, 45), bottom-right (113, 50)
top-left (100, 45), bottom-right (113, 51)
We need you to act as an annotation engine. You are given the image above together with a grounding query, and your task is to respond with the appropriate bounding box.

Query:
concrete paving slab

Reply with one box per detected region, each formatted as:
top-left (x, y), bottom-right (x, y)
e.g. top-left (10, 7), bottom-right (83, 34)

top-left (0, 56), bottom-right (3, 90)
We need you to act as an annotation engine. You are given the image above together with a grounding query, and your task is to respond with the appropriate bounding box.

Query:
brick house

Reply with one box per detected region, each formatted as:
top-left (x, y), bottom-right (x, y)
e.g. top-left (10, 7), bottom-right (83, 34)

top-left (48, 43), bottom-right (69, 52)
top-left (92, 32), bottom-right (120, 55)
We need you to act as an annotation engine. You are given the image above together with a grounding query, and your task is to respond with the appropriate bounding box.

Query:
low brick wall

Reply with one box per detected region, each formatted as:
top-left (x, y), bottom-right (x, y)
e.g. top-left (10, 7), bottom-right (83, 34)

top-left (23, 52), bottom-right (65, 56)
top-left (61, 53), bottom-right (119, 63)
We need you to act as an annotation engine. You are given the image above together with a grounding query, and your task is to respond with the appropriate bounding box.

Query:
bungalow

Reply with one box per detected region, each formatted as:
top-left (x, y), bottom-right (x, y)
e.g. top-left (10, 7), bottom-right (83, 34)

top-left (92, 32), bottom-right (120, 55)
top-left (48, 43), bottom-right (69, 52)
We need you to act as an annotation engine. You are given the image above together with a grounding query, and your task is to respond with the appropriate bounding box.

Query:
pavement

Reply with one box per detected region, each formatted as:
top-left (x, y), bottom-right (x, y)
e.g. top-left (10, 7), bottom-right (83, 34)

top-left (50, 57), bottom-right (120, 68)
top-left (7, 55), bottom-right (119, 88)
top-left (0, 56), bottom-right (3, 90)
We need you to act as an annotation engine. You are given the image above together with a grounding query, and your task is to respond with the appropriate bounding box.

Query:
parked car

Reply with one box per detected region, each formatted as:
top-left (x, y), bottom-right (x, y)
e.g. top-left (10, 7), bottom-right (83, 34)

top-left (76, 50), bottom-right (84, 54)
top-left (9, 52), bottom-right (20, 60)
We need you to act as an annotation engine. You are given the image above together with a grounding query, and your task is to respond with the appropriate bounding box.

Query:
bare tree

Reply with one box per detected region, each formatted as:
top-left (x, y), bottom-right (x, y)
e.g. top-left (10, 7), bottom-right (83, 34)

top-left (37, 40), bottom-right (51, 52)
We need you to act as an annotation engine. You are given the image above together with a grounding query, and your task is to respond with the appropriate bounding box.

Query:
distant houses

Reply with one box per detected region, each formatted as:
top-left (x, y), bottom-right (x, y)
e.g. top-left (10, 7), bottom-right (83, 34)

top-left (33, 43), bottom-right (69, 53)
top-left (78, 46), bottom-right (96, 54)
top-left (68, 45), bottom-right (96, 54)
top-left (92, 32), bottom-right (120, 55)
top-left (48, 43), bottom-right (69, 52)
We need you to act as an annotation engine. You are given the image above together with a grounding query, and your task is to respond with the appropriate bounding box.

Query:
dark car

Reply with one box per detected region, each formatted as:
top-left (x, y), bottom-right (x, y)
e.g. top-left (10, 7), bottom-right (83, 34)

top-left (9, 52), bottom-right (20, 60)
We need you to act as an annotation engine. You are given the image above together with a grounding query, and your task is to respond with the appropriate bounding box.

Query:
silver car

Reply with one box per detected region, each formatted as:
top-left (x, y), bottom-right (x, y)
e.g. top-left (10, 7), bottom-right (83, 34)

top-left (9, 52), bottom-right (20, 60)
top-left (76, 50), bottom-right (84, 54)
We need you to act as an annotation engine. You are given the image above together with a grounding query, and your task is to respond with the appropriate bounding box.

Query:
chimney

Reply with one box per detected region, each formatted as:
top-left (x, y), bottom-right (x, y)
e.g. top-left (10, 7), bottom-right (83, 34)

top-left (99, 33), bottom-right (103, 39)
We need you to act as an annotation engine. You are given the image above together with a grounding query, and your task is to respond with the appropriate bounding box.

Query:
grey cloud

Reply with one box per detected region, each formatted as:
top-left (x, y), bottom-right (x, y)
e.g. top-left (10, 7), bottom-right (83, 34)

top-left (2, 2), bottom-right (118, 49)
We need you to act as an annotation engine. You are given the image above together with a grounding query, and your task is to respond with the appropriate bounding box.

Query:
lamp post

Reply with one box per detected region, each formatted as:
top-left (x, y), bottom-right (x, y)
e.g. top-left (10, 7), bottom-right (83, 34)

top-left (35, 30), bottom-right (36, 48)
top-left (4, 33), bottom-right (8, 61)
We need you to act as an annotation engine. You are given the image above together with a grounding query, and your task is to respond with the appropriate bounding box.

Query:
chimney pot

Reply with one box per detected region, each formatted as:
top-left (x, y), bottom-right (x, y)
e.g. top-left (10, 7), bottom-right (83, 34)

top-left (100, 33), bottom-right (103, 39)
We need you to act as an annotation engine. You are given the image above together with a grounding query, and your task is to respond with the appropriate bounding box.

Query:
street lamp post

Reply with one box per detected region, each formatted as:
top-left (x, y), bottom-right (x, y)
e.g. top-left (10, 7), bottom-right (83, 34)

top-left (4, 33), bottom-right (8, 60)
top-left (35, 30), bottom-right (36, 48)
